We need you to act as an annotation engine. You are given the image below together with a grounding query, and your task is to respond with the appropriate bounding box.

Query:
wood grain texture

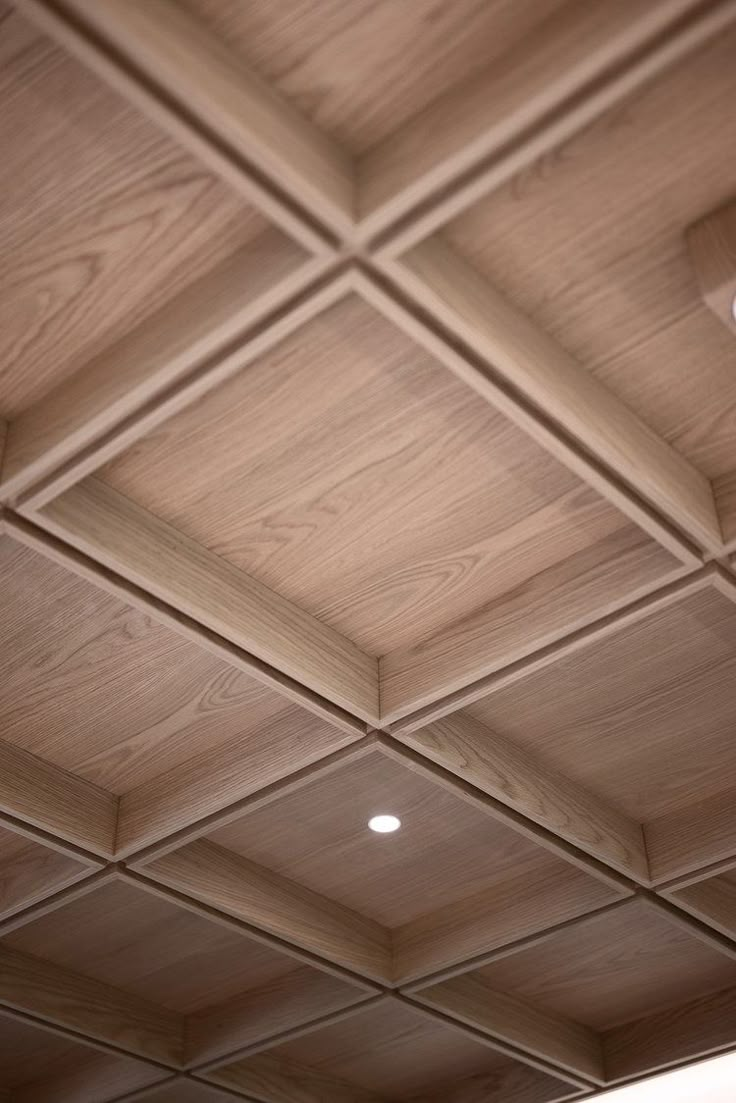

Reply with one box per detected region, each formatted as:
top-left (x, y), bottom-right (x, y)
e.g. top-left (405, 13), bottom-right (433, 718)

top-left (4, 878), bottom-right (300, 1015)
top-left (0, 7), bottom-right (264, 421)
top-left (97, 292), bottom-right (669, 663)
top-left (117, 709), bottom-right (359, 856)
top-left (414, 974), bottom-right (605, 1083)
top-left (444, 23), bottom-right (736, 486)
top-left (0, 945), bottom-right (184, 1065)
top-left (39, 479), bottom-right (379, 722)
top-left (185, 968), bottom-right (368, 1067)
top-left (0, 826), bottom-right (90, 921)
top-left (208, 1051), bottom-right (387, 1103)
top-left (55, 0), bottom-right (354, 236)
top-left (468, 899), bottom-right (736, 1033)
top-left (393, 714), bottom-right (648, 882)
top-left (465, 580), bottom-right (736, 826)
top-left (0, 535), bottom-right (344, 796)
top-left (398, 238), bottom-right (721, 552)
top-left (0, 1012), bottom-right (169, 1102)
top-left (393, 863), bottom-right (622, 985)
top-left (687, 199), bottom-right (736, 333)
top-left (359, 0), bottom-right (711, 232)
top-left (646, 790), bottom-right (736, 883)
top-left (603, 983), bottom-right (736, 1081)
top-left (670, 875), bottom-right (736, 941)
top-left (0, 233), bottom-right (308, 502)
top-left (0, 739), bottom-right (117, 858)
top-left (204, 745), bottom-right (557, 929)
top-left (140, 840), bottom-right (392, 982)
top-left (221, 999), bottom-right (568, 1102)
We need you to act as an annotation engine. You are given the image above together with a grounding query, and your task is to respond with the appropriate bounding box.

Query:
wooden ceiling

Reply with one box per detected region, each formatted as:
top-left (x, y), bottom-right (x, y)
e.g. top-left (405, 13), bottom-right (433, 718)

top-left (2, 0), bottom-right (736, 1099)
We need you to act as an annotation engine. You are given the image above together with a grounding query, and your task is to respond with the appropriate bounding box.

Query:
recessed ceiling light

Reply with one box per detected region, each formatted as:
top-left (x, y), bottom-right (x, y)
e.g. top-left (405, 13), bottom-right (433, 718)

top-left (368, 814), bottom-right (401, 834)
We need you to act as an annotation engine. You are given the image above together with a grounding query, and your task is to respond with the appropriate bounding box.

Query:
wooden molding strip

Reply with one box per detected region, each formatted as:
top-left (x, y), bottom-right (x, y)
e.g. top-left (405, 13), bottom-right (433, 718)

top-left (646, 789), bottom-right (736, 884)
top-left (389, 241), bottom-right (721, 555)
top-left (135, 840), bottom-right (393, 984)
top-left (368, 0), bottom-right (736, 256)
top-left (8, 1048), bottom-right (173, 1103)
top-left (359, 0), bottom-right (726, 244)
top-left (0, 945), bottom-right (184, 1067)
top-left (0, 738), bottom-right (117, 859)
top-left (412, 974), bottom-right (604, 1085)
top-left (389, 566), bottom-right (719, 731)
top-left (14, 0), bottom-right (338, 251)
top-left (389, 715), bottom-right (649, 883)
top-left (4, 512), bottom-right (364, 738)
top-left (392, 864), bottom-right (625, 986)
top-left (35, 479), bottom-right (380, 723)
top-left (603, 983), bottom-right (736, 1083)
top-left (206, 1051), bottom-right (385, 1103)
top-left (0, 865), bottom-right (118, 937)
top-left (665, 878), bottom-right (736, 942)
top-left (185, 972), bottom-right (374, 1070)
top-left (14, 259), bottom-right (349, 513)
top-left (0, 240), bottom-right (320, 505)
top-left (120, 739), bottom-right (376, 865)
top-left (44, 0), bottom-right (354, 239)
top-left (0, 843), bottom-right (92, 927)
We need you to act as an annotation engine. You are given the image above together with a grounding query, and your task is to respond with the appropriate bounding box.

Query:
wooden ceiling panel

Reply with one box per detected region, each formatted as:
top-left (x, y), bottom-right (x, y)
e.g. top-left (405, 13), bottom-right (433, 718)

top-left (177, 0), bottom-right (564, 156)
top-left (465, 579), bottom-right (736, 824)
top-left (0, 533), bottom-right (346, 797)
top-left (0, 1011), bottom-right (168, 1101)
top-left (209, 999), bottom-right (572, 1102)
top-left (0, 9), bottom-right (277, 423)
top-left (3, 0), bottom-right (736, 1094)
top-left (461, 900), bottom-right (736, 1033)
top-left (1, 879), bottom-right (301, 1014)
top-left (206, 746), bottom-right (554, 928)
top-left (444, 27), bottom-right (736, 485)
top-left (0, 824), bottom-right (91, 922)
top-left (99, 293), bottom-right (678, 665)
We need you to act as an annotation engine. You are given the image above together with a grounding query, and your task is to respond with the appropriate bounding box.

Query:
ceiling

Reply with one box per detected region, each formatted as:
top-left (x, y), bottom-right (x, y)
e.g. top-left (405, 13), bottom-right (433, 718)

top-left (2, 1), bottom-right (736, 1100)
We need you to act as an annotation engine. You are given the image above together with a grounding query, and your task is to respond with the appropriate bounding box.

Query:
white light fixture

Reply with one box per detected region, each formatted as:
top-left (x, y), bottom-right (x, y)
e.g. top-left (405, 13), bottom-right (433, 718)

top-left (368, 814), bottom-right (401, 834)
top-left (594, 1051), bottom-right (736, 1102)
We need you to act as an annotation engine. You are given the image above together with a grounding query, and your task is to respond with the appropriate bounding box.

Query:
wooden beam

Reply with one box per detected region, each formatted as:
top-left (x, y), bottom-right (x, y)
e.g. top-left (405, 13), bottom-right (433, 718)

top-left (205, 1052), bottom-right (385, 1103)
top-left (136, 840), bottom-right (392, 984)
top-left (389, 714), bottom-right (649, 883)
top-left (15, 0), bottom-right (343, 250)
top-left (36, 0), bottom-right (353, 239)
top-left (35, 479), bottom-right (379, 723)
top-left (0, 240), bottom-right (320, 505)
top-left (0, 945), bottom-right (184, 1066)
top-left (389, 240), bottom-right (720, 554)
top-left (603, 983), bottom-right (736, 1082)
top-left (645, 790), bottom-right (736, 883)
top-left (687, 198), bottom-right (736, 333)
top-left (0, 866), bottom-right (118, 937)
top-left (667, 878), bottom-right (736, 941)
top-left (5, 513), bottom-right (363, 738)
top-left (412, 974), bottom-right (604, 1084)
top-left (393, 864), bottom-right (626, 986)
top-left (116, 719), bottom-right (366, 859)
top-left (0, 838), bottom-right (91, 924)
top-left (0, 739), bottom-right (117, 858)
top-left (389, 567), bottom-right (719, 731)
top-left (9, 1050), bottom-right (172, 1103)
top-left (186, 971), bottom-right (373, 1068)
top-left (359, 0), bottom-right (733, 246)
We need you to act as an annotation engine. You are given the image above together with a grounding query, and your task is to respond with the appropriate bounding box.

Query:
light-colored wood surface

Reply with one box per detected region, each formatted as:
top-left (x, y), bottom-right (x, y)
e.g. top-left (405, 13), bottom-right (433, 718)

top-left (98, 293), bottom-right (663, 661)
top-left (465, 581), bottom-right (736, 824)
top-left (468, 899), bottom-right (736, 1032)
top-left (205, 745), bottom-right (557, 928)
top-left (0, 826), bottom-right (90, 921)
top-left (3, 878), bottom-right (305, 1014)
top-left (0, 7), bottom-right (264, 421)
top-left (393, 714), bottom-right (648, 882)
top-left (40, 479), bottom-right (379, 722)
top-left (140, 841), bottom-right (393, 983)
top-left (687, 199), bottom-right (736, 333)
top-left (3, 0), bottom-right (736, 1094)
top-left (444, 23), bottom-right (736, 487)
